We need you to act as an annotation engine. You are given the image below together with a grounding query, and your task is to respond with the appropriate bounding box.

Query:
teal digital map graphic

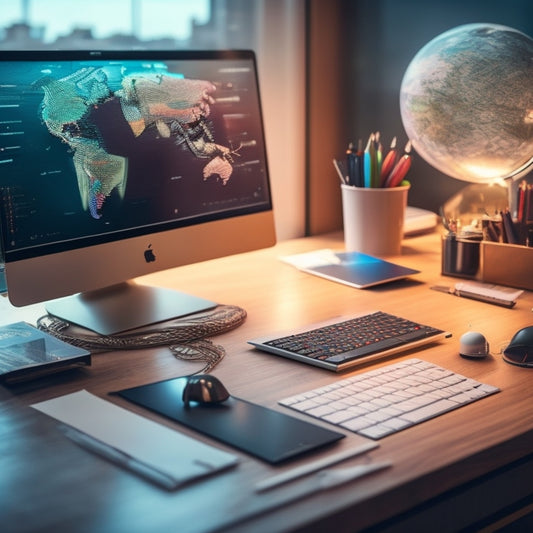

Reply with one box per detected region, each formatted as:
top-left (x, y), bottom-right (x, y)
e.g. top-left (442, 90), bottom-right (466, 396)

top-left (37, 67), bottom-right (235, 219)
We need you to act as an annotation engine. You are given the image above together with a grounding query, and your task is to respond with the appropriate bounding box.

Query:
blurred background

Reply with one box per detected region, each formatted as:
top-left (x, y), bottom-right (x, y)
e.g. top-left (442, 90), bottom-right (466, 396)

top-left (1, 0), bottom-right (532, 239)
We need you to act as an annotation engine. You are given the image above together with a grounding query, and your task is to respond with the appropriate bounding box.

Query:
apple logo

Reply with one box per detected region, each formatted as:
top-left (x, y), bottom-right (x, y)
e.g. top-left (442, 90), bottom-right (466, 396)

top-left (144, 244), bottom-right (156, 263)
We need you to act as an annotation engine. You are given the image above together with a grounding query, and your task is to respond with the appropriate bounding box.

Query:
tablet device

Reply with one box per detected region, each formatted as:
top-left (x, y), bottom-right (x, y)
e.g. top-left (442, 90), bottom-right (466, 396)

top-left (116, 376), bottom-right (345, 464)
top-left (282, 249), bottom-right (420, 288)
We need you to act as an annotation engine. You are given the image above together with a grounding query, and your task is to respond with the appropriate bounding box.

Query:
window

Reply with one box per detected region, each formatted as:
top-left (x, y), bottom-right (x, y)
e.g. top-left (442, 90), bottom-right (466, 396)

top-left (0, 0), bottom-right (306, 240)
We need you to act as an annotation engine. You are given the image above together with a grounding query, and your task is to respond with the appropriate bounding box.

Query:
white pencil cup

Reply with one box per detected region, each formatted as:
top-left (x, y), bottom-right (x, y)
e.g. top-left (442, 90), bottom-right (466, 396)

top-left (341, 184), bottom-right (410, 256)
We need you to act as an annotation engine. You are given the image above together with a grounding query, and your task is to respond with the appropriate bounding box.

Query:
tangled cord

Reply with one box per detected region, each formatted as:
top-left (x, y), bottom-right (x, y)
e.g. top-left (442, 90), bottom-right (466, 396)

top-left (37, 304), bottom-right (247, 374)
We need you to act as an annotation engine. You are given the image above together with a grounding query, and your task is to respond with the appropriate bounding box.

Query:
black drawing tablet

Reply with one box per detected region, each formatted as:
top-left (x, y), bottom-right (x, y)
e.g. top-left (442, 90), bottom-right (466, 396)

top-left (116, 377), bottom-right (345, 464)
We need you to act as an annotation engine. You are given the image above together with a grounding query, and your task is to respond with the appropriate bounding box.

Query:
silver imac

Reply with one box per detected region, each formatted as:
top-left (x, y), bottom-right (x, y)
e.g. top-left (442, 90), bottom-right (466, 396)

top-left (0, 50), bottom-right (275, 334)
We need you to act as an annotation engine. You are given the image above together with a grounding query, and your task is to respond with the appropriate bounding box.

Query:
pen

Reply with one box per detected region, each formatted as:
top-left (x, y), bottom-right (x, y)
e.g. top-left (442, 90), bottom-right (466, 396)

top-left (379, 136), bottom-right (398, 186)
top-left (501, 209), bottom-right (519, 244)
top-left (517, 181), bottom-right (527, 244)
top-left (526, 184), bottom-right (533, 223)
top-left (373, 132), bottom-right (382, 187)
top-left (333, 158), bottom-right (348, 185)
top-left (517, 180), bottom-right (526, 224)
top-left (346, 141), bottom-right (364, 187)
top-left (346, 142), bottom-right (357, 186)
top-left (256, 461), bottom-right (392, 503)
top-left (430, 285), bottom-right (517, 308)
top-left (255, 441), bottom-right (379, 492)
top-left (456, 288), bottom-right (516, 308)
top-left (354, 138), bottom-right (364, 187)
top-left (384, 140), bottom-right (412, 187)
top-left (363, 133), bottom-right (374, 188)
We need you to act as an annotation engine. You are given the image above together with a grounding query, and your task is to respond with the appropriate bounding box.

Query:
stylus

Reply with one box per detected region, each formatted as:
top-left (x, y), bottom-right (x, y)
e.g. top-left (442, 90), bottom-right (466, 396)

top-left (430, 285), bottom-right (517, 308)
top-left (290, 461), bottom-right (392, 499)
top-left (255, 461), bottom-right (392, 510)
top-left (254, 441), bottom-right (379, 493)
top-left (454, 289), bottom-right (516, 308)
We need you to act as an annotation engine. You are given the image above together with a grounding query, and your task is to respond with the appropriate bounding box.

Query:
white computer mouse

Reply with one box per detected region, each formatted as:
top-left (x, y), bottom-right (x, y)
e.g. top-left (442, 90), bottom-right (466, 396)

top-left (459, 331), bottom-right (489, 358)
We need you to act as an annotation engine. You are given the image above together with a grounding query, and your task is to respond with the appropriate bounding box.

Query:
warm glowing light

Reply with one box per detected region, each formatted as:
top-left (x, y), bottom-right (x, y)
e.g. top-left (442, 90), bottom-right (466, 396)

top-left (401, 24), bottom-right (533, 184)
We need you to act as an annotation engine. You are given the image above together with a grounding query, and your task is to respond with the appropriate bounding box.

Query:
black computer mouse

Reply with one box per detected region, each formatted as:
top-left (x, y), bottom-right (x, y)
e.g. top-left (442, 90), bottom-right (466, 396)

top-left (503, 326), bottom-right (533, 367)
top-left (182, 374), bottom-right (231, 407)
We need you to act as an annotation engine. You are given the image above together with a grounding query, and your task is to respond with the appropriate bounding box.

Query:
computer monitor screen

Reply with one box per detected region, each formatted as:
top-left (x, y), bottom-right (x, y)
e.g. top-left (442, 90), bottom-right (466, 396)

top-left (0, 50), bottom-right (276, 334)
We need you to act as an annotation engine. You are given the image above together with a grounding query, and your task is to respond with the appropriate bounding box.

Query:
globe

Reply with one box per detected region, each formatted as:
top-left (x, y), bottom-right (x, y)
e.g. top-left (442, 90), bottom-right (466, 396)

top-left (400, 23), bottom-right (533, 183)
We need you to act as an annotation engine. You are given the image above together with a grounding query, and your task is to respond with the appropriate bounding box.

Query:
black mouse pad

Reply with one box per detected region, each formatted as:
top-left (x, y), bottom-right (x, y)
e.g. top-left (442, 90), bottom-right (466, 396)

top-left (115, 377), bottom-right (344, 464)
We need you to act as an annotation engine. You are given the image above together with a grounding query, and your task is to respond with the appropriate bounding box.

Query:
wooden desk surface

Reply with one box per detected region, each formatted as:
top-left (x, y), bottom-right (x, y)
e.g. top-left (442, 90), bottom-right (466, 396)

top-left (2, 230), bottom-right (533, 533)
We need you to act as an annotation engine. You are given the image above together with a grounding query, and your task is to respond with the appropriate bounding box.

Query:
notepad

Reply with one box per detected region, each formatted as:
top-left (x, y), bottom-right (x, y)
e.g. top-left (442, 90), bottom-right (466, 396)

top-left (281, 249), bottom-right (420, 288)
top-left (32, 390), bottom-right (239, 489)
top-left (0, 322), bottom-right (90, 383)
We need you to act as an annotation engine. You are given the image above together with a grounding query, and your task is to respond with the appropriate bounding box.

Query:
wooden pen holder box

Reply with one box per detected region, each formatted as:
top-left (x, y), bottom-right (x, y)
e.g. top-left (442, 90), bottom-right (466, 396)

top-left (479, 241), bottom-right (533, 291)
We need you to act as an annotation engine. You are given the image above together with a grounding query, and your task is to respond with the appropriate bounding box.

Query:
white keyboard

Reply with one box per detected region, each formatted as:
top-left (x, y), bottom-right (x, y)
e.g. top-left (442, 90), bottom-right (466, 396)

top-left (279, 358), bottom-right (499, 439)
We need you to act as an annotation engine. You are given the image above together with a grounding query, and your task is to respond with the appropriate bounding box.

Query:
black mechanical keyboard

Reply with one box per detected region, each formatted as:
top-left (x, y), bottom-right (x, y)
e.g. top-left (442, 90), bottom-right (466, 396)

top-left (249, 311), bottom-right (451, 371)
